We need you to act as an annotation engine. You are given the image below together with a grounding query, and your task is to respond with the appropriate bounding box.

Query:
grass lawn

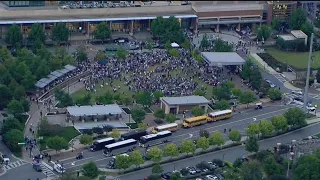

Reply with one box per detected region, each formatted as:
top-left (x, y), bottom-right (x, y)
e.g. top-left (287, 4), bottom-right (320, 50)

top-left (266, 47), bottom-right (320, 69)
top-left (315, 133), bottom-right (320, 137)
top-left (72, 66), bottom-right (214, 101)
top-left (60, 126), bottom-right (81, 142)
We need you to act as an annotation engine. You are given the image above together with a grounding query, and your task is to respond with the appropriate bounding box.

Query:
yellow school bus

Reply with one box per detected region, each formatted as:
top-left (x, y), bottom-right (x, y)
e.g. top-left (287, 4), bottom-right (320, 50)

top-left (152, 123), bottom-right (179, 134)
top-left (183, 115), bottom-right (208, 128)
top-left (207, 109), bottom-right (232, 122)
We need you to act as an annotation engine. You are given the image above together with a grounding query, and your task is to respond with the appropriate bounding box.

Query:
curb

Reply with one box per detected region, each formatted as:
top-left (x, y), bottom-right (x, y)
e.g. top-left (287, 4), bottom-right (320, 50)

top-left (24, 112), bottom-right (31, 126)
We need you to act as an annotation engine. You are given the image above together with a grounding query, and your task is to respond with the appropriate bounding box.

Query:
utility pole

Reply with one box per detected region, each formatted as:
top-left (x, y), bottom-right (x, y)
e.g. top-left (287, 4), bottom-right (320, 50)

top-left (304, 33), bottom-right (314, 111)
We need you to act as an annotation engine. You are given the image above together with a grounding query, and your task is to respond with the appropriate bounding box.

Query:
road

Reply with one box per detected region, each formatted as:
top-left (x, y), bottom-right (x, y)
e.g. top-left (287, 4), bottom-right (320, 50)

top-left (56, 105), bottom-right (290, 172)
top-left (117, 121), bottom-right (320, 180)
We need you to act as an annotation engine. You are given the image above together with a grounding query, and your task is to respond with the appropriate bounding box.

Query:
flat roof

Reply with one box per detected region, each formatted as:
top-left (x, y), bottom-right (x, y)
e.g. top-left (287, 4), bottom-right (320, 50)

top-left (160, 96), bottom-right (210, 106)
top-left (291, 30), bottom-right (307, 39)
top-left (67, 104), bottom-right (123, 116)
top-left (201, 52), bottom-right (246, 66)
top-left (279, 34), bottom-right (296, 41)
top-left (193, 3), bottom-right (264, 13)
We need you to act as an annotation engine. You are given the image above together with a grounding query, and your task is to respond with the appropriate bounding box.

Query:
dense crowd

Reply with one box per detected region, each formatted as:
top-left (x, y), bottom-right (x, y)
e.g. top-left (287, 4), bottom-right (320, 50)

top-left (81, 48), bottom-right (231, 97)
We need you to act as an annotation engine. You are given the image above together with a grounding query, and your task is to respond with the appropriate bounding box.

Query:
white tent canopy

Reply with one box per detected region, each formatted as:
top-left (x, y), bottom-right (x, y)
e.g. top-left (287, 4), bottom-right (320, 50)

top-left (170, 42), bottom-right (180, 48)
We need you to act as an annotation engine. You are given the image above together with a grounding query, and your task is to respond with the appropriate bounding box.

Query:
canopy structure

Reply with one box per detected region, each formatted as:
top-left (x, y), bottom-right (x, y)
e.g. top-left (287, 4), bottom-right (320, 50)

top-left (201, 52), bottom-right (246, 66)
top-left (35, 64), bottom-right (76, 89)
top-left (67, 104), bottom-right (123, 117)
top-left (171, 42), bottom-right (180, 48)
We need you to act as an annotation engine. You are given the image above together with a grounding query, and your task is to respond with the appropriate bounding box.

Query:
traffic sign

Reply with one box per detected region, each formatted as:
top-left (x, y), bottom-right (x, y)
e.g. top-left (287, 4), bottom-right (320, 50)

top-left (18, 143), bottom-right (25, 145)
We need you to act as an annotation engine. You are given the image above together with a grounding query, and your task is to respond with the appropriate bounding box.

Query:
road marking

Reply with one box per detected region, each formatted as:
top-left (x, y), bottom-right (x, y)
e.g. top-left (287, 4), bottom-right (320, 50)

top-left (3, 160), bottom-right (28, 171)
top-left (40, 162), bottom-right (57, 177)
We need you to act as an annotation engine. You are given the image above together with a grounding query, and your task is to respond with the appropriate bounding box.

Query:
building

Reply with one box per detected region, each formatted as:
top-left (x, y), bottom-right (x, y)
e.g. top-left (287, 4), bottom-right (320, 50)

top-left (66, 104), bottom-right (124, 123)
top-left (201, 52), bottom-right (246, 67)
top-left (160, 96), bottom-right (210, 115)
top-left (279, 30), bottom-right (307, 46)
top-left (0, 1), bottom-right (300, 40)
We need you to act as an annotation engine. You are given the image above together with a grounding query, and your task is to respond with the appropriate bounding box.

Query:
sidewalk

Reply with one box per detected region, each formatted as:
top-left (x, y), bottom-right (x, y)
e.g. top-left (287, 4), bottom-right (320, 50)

top-left (250, 53), bottom-right (278, 74)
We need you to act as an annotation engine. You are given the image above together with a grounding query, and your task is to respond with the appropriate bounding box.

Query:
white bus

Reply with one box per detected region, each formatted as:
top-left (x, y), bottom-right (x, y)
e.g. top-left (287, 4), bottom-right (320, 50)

top-left (140, 130), bottom-right (172, 147)
top-left (104, 139), bottom-right (137, 154)
top-left (152, 123), bottom-right (178, 134)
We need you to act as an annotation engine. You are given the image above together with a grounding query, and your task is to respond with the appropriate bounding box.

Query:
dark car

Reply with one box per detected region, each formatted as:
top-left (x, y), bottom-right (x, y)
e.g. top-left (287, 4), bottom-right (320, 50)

top-left (161, 172), bottom-right (172, 179)
top-left (33, 164), bottom-right (42, 172)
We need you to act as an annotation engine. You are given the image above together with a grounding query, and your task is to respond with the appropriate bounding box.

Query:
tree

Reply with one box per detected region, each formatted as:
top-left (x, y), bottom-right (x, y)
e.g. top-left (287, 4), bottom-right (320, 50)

top-left (268, 88), bottom-right (282, 101)
top-left (301, 21), bottom-right (314, 38)
top-left (76, 45), bottom-right (88, 62)
top-left (199, 129), bottom-right (210, 138)
top-left (180, 140), bottom-right (196, 154)
top-left (165, 114), bottom-right (176, 123)
top-left (316, 67), bottom-right (320, 83)
top-left (82, 162), bottom-right (99, 179)
top-left (181, 39), bottom-right (191, 50)
top-left (146, 39), bottom-right (153, 51)
top-left (115, 154), bottom-right (132, 170)
top-left (147, 147), bottom-right (163, 162)
top-left (122, 96), bottom-right (132, 106)
top-left (290, 8), bottom-right (307, 30)
top-left (7, 99), bottom-right (24, 116)
top-left (257, 25), bottom-right (271, 41)
top-left (3, 129), bottom-right (24, 152)
top-left (213, 38), bottom-right (233, 52)
top-left (232, 88), bottom-right (242, 98)
top-left (116, 47), bottom-right (127, 60)
top-left (52, 22), bottom-right (69, 44)
top-left (13, 85), bottom-right (26, 100)
top-left (228, 129), bottom-right (241, 142)
top-left (271, 116), bottom-right (288, 132)
top-left (151, 16), bottom-right (184, 44)
top-left (263, 156), bottom-right (285, 177)
top-left (80, 134), bottom-right (93, 147)
top-left (209, 131), bottom-right (225, 146)
top-left (110, 129), bottom-right (120, 139)
top-left (5, 24), bottom-right (22, 49)
top-left (2, 117), bottom-right (23, 135)
top-left (241, 59), bottom-right (262, 90)
top-left (129, 150), bottom-right (144, 167)
top-left (154, 109), bottom-right (165, 119)
top-left (75, 94), bottom-right (92, 106)
top-left (191, 106), bottom-right (205, 116)
top-left (200, 34), bottom-right (210, 49)
top-left (0, 85), bottom-right (12, 108)
top-left (259, 120), bottom-right (274, 137)
top-left (54, 89), bottom-right (74, 107)
top-left (246, 123), bottom-right (260, 137)
top-left (29, 24), bottom-right (46, 44)
top-left (293, 151), bottom-right (320, 180)
top-left (272, 18), bottom-right (281, 31)
top-left (95, 50), bottom-right (106, 62)
top-left (46, 136), bottom-right (68, 154)
top-left (131, 106), bottom-right (146, 124)
top-left (137, 123), bottom-right (147, 130)
top-left (197, 137), bottom-right (210, 150)
top-left (165, 40), bottom-right (171, 51)
top-left (168, 48), bottom-right (179, 57)
top-left (20, 98), bottom-right (30, 113)
top-left (233, 157), bottom-right (243, 169)
top-left (212, 81), bottom-right (234, 100)
top-left (215, 99), bottom-right (230, 110)
top-left (241, 160), bottom-right (263, 180)
top-left (171, 172), bottom-right (182, 180)
top-left (136, 91), bottom-right (153, 107)
top-left (22, 71), bottom-right (36, 90)
top-left (93, 22), bottom-right (111, 41)
top-left (245, 136), bottom-right (259, 153)
top-left (152, 164), bottom-right (163, 175)
top-left (153, 91), bottom-right (164, 102)
top-left (284, 108), bottom-right (306, 127)
top-left (193, 89), bottom-right (206, 96)
top-left (224, 168), bottom-right (242, 180)
top-left (163, 143), bottom-right (179, 157)
top-left (95, 92), bottom-right (114, 105)
top-left (148, 174), bottom-right (161, 180)
top-left (239, 91), bottom-right (257, 108)
top-left (269, 175), bottom-right (287, 180)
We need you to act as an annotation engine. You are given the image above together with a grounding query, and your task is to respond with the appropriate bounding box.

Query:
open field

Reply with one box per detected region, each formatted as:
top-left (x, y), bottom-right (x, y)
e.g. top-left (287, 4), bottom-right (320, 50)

top-left (266, 47), bottom-right (320, 69)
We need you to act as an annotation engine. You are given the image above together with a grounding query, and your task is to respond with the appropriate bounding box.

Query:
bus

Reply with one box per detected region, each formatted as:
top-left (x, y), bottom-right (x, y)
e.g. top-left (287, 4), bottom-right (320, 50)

top-left (183, 115), bottom-right (208, 128)
top-left (140, 130), bottom-right (172, 147)
top-left (152, 123), bottom-right (178, 134)
top-left (104, 139), bottom-right (137, 154)
top-left (120, 130), bottom-right (148, 140)
top-left (90, 137), bottom-right (116, 152)
top-left (207, 109), bottom-right (232, 122)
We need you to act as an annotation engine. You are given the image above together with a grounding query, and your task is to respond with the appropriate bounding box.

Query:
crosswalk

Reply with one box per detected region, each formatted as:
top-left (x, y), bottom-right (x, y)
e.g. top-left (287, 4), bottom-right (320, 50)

top-left (285, 92), bottom-right (320, 100)
top-left (40, 162), bottom-right (57, 178)
top-left (273, 73), bottom-right (287, 83)
top-left (3, 160), bottom-right (28, 171)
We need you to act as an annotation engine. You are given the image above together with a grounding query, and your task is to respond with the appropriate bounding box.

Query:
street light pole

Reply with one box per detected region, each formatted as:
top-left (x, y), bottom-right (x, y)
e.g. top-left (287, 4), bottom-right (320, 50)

top-left (304, 33), bottom-right (314, 111)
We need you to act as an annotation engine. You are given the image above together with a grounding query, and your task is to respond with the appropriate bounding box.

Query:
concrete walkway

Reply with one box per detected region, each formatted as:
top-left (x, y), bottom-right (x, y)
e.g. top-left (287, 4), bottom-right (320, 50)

top-left (250, 53), bottom-right (278, 75)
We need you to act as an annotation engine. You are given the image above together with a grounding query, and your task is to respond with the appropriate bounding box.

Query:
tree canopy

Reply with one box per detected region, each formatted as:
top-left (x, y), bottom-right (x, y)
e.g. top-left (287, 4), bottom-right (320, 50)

top-left (257, 25), bottom-right (271, 41)
top-left (131, 106), bottom-right (146, 124)
top-left (5, 24), bottom-right (23, 49)
top-left (289, 8), bottom-right (307, 30)
top-left (245, 136), bottom-right (259, 153)
top-left (284, 108), bottom-right (306, 127)
top-left (213, 38), bottom-right (233, 52)
top-left (293, 150), bottom-right (320, 180)
top-left (52, 22), bottom-right (69, 44)
top-left (93, 22), bottom-right (111, 41)
top-left (29, 23), bottom-right (46, 44)
top-left (46, 136), bottom-right (69, 153)
top-left (241, 160), bottom-right (263, 180)
top-left (241, 59), bottom-right (262, 90)
top-left (81, 162), bottom-right (99, 179)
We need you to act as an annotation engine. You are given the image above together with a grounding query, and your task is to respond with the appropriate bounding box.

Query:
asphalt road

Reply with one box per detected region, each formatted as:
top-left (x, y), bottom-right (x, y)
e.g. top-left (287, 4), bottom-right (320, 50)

top-left (117, 121), bottom-right (320, 180)
top-left (1, 163), bottom-right (46, 180)
top-left (57, 105), bottom-right (290, 172)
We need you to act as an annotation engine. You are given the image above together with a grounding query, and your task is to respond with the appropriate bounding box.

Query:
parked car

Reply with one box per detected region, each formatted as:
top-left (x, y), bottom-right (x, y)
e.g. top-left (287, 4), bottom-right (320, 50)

top-left (206, 175), bottom-right (218, 180)
top-left (0, 153), bottom-right (10, 164)
top-left (53, 163), bottom-right (66, 174)
top-left (292, 90), bottom-right (303, 96)
top-left (161, 172), bottom-right (172, 179)
top-left (33, 163), bottom-right (42, 172)
top-left (186, 166), bottom-right (197, 175)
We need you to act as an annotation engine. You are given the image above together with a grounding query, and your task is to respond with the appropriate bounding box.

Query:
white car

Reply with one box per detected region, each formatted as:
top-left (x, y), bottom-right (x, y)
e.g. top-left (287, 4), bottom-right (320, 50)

top-left (54, 163), bottom-right (66, 174)
top-left (206, 175), bottom-right (218, 180)
top-left (307, 106), bottom-right (316, 111)
top-left (292, 90), bottom-right (303, 96)
top-left (61, 5), bottom-right (69, 9)
top-left (185, 166), bottom-right (196, 175)
top-left (0, 154), bottom-right (10, 164)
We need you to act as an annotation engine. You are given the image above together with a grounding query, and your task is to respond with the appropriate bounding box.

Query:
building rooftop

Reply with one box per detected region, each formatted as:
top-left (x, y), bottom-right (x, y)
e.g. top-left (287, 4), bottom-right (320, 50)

top-left (279, 34), bottom-right (296, 41)
top-left (291, 30), bottom-right (308, 39)
top-left (193, 3), bottom-right (264, 12)
top-left (201, 52), bottom-right (246, 66)
top-left (67, 104), bottom-right (123, 116)
top-left (160, 96), bottom-right (210, 106)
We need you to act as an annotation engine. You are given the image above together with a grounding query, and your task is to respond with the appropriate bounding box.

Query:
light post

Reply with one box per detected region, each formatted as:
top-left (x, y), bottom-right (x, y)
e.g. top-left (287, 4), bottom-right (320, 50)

top-left (222, 153), bottom-right (225, 161)
top-left (286, 152), bottom-right (295, 178)
top-left (277, 143), bottom-right (281, 153)
top-left (303, 33), bottom-right (314, 111)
